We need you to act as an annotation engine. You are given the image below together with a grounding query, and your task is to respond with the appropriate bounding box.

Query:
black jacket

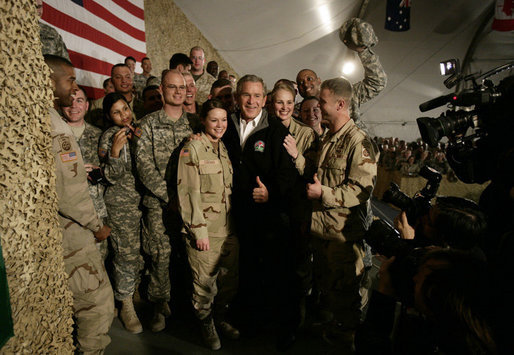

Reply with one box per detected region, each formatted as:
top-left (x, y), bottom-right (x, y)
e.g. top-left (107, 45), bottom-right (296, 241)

top-left (223, 109), bottom-right (297, 217)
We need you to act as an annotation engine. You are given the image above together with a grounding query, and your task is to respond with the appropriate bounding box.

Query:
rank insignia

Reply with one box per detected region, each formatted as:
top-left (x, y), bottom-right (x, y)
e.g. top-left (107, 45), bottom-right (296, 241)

top-left (254, 140), bottom-right (265, 152)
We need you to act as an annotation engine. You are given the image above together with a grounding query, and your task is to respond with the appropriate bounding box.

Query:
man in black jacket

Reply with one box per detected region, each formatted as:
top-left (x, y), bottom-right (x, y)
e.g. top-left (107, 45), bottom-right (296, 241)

top-left (222, 75), bottom-right (298, 345)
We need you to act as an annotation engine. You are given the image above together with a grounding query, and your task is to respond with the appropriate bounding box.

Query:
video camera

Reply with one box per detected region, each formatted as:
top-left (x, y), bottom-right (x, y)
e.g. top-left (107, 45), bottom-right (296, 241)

top-left (365, 166), bottom-right (442, 305)
top-left (416, 60), bottom-right (514, 183)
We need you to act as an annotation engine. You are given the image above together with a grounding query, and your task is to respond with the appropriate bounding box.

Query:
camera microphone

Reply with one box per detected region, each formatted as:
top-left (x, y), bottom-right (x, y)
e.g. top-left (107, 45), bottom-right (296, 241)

top-left (419, 94), bottom-right (453, 112)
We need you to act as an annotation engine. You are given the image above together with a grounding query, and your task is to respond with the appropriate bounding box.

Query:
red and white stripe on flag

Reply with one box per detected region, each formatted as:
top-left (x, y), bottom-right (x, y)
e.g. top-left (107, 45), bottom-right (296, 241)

top-left (41, 0), bottom-right (146, 99)
top-left (492, 0), bottom-right (514, 32)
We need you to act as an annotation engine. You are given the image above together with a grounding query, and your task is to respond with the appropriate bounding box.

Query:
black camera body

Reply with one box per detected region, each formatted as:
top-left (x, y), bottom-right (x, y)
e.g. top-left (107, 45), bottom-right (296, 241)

top-left (365, 167), bottom-right (442, 305)
top-left (416, 61), bottom-right (514, 184)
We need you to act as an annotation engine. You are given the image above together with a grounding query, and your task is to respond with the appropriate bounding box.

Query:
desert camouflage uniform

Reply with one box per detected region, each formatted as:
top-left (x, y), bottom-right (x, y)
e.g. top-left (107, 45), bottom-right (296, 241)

top-left (49, 107), bottom-right (114, 354)
top-left (75, 122), bottom-right (109, 257)
top-left (177, 133), bottom-right (238, 320)
top-left (194, 72), bottom-right (216, 105)
top-left (135, 109), bottom-right (200, 302)
top-left (39, 22), bottom-right (70, 60)
top-left (289, 118), bottom-right (317, 174)
top-left (299, 118), bottom-right (378, 329)
top-left (99, 126), bottom-right (143, 301)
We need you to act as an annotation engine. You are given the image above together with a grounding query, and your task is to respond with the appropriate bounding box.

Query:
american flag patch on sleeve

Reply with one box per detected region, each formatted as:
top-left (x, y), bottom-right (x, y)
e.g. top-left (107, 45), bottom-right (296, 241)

top-left (60, 151), bottom-right (77, 162)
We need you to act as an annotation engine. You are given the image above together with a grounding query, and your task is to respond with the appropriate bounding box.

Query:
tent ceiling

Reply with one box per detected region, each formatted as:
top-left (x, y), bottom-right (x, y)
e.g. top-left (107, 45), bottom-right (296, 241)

top-left (175, 0), bottom-right (513, 140)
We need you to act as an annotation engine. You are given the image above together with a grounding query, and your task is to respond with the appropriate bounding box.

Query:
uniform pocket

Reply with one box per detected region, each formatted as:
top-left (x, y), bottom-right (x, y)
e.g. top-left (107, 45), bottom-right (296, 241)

top-left (199, 160), bottom-right (222, 199)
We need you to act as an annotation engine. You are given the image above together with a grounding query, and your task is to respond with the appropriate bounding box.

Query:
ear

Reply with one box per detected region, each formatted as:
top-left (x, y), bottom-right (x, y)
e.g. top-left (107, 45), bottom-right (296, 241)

top-left (262, 94), bottom-right (267, 107)
top-left (49, 76), bottom-right (56, 91)
top-left (337, 98), bottom-right (346, 111)
top-left (85, 99), bottom-right (90, 112)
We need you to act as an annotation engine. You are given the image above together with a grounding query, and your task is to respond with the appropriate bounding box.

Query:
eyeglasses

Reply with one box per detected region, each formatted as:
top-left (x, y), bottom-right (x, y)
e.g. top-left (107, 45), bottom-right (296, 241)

top-left (165, 84), bottom-right (186, 91)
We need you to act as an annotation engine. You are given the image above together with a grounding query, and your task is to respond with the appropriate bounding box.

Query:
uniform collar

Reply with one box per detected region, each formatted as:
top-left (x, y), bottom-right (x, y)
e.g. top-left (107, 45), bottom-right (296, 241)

top-left (328, 119), bottom-right (355, 142)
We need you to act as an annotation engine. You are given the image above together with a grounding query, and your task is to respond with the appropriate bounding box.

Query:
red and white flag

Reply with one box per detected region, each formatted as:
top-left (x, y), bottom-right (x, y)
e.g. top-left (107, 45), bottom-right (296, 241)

top-left (492, 0), bottom-right (514, 32)
top-left (41, 0), bottom-right (146, 99)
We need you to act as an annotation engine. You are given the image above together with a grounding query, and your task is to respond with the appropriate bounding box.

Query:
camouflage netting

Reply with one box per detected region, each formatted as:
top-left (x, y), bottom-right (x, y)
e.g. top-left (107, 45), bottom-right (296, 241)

top-left (0, 0), bottom-right (74, 353)
top-left (145, 0), bottom-right (238, 79)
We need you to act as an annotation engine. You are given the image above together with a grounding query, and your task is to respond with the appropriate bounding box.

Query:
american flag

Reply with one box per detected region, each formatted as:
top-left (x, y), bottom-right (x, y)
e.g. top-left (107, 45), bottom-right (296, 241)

top-left (41, 0), bottom-right (146, 99)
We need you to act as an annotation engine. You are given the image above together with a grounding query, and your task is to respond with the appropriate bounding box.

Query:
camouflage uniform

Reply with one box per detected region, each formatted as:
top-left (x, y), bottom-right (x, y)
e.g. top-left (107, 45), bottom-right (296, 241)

top-left (39, 21), bottom-right (70, 60)
top-left (49, 107), bottom-right (114, 353)
top-left (289, 118), bottom-right (317, 174)
top-left (86, 96), bottom-right (145, 130)
top-left (135, 109), bottom-right (199, 303)
top-left (133, 73), bottom-right (148, 97)
top-left (340, 18), bottom-right (387, 126)
top-left (193, 72), bottom-right (216, 105)
top-left (74, 122), bottom-right (109, 257)
top-left (299, 118), bottom-right (378, 329)
top-left (177, 133), bottom-right (238, 320)
top-left (99, 126), bottom-right (143, 301)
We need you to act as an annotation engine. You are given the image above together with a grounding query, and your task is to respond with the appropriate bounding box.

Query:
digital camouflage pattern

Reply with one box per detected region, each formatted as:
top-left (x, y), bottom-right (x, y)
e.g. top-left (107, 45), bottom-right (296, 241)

top-left (133, 73), bottom-right (147, 97)
top-left (99, 126), bottom-right (143, 301)
top-left (39, 22), bottom-right (70, 60)
top-left (49, 108), bottom-right (114, 353)
top-left (339, 18), bottom-right (387, 128)
top-left (177, 134), bottom-right (237, 320)
top-left (308, 119), bottom-right (378, 242)
top-left (177, 133), bottom-right (233, 239)
top-left (76, 122), bottom-right (109, 257)
top-left (135, 109), bottom-right (200, 302)
top-left (194, 72), bottom-right (216, 105)
top-left (87, 96), bottom-right (146, 130)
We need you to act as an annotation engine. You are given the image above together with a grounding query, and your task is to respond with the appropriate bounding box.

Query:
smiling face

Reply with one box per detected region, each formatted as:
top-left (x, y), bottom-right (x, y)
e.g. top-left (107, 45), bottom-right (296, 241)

top-left (296, 70), bottom-right (321, 98)
top-left (53, 64), bottom-right (79, 108)
top-left (161, 71), bottom-right (186, 107)
top-left (112, 66), bottom-right (133, 95)
top-left (109, 99), bottom-right (132, 127)
top-left (184, 74), bottom-right (197, 106)
top-left (62, 89), bottom-right (88, 126)
top-left (273, 88), bottom-right (295, 122)
top-left (203, 107), bottom-right (227, 142)
top-left (142, 58), bottom-right (152, 74)
top-left (300, 98), bottom-right (322, 130)
top-left (237, 81), bottom-right (266, 121)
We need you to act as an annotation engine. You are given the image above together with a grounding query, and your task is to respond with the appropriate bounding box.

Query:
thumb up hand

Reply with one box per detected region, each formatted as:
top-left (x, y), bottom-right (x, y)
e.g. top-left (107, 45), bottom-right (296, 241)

top-left (253, 176), bottom-right (269, 203)
top-left (306, 173), bottom-right (322, 200)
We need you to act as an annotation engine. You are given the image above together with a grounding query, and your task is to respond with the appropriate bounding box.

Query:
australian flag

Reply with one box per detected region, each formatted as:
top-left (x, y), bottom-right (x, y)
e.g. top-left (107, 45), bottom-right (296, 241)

top-left (385, 0), bottom-right (411, 32)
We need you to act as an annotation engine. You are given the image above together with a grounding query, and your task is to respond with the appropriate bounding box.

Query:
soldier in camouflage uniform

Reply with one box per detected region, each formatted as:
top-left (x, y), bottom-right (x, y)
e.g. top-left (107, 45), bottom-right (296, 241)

top-left (45, 55), bottom-right (114, 354)
top-left (135, 69), bottom-right (200, 332)
top-left (37, 0), bottom-right (70, 60)
top-left (300, 78), bottom-right (378, 344)
top-left (99, 93), bottom-right (144, 334)
top-left (62, 87), bottom-right (109, 258)
top-left (296, 18), bottom-right (387, 127)
top-left (177, 99), bottom-right (239, 350)
top-left (189, 46), bottom-right (216, 104)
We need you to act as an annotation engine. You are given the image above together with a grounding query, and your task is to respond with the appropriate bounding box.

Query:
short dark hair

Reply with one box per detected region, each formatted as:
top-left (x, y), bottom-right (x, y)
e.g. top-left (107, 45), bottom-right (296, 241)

top-left (102, 77), bottom-right (112, 89)
top-left (124, 56), bottom-right (136, 63)
top-left (210, 78), bottom-right (232, 95)
top-left (434, 196), bottom-right (487, 250)
top-left (44, 54), bottom-right (73, 78)
top-left (200, 99), bottom-right (225, 121)
top-left (142, 85), bottom-right (160, 99)
top-left (111, 63), bottom-right (129, 77)
top-left (169, 53), bottom-right (193, 69)
top-left (103, 92), bottom-right (129, 120)
top-left (299, 96), bottom-right (320, 111)
top-left (142, 57), bottom-right (150, 63)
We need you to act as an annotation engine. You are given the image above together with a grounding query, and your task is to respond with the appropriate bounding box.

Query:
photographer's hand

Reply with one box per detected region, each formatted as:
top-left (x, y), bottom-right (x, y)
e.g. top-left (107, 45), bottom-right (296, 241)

top-left (394, 211), bottom-right (415, 240)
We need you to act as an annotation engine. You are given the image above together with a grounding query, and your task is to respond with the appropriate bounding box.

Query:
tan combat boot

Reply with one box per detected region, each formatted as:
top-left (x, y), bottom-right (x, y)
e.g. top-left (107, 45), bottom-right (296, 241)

top-left (200, 316), bottom-right (221, 350)
top-left (120, 297), bottom-right (143, 334)
top-left (150, 301), bottom-right (170, 333)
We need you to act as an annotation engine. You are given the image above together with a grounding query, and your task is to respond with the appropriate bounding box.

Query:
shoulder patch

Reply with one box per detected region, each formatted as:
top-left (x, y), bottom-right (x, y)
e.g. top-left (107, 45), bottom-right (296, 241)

top-left (58, 136), bottom-right (72, 151)
top-left (180, 148), bottom-right (190, 157)
top-left (98, 148), bottom-right (107, 158)
top-left (60, 151), bottom-right (77, 162)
